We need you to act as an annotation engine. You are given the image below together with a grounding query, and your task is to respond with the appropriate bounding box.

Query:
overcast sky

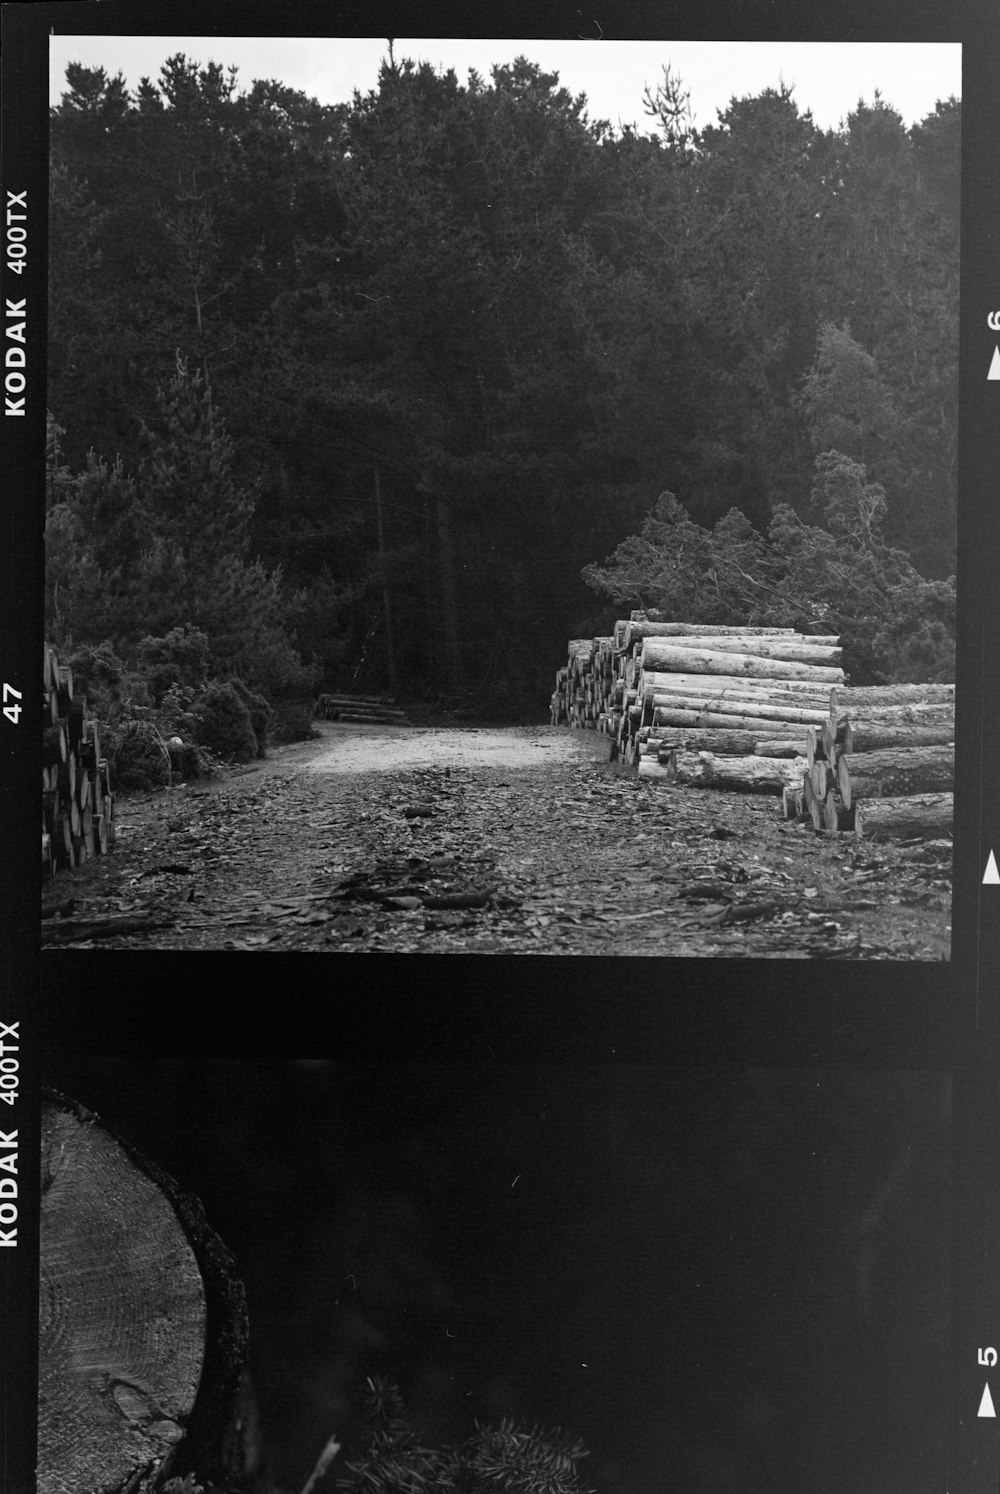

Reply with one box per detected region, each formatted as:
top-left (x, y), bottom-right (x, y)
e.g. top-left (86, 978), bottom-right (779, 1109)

top-left (49, 36), bottom-right (961, 135)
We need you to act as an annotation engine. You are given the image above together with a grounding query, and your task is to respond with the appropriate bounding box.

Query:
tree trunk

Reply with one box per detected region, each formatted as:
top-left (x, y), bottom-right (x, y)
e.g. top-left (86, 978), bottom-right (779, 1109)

top-left (639, 749), bottom-right (808, 793)
top-left (373, 468), bottom-right (397, 698)
top-left (854, 792), bottom-right (954, 840)
top-left (38, 1091), bottom-right (249, 1494)
top-left (838, 745), bottom-right (954, 807)
top-left (639, 638), bottom-right (844, 683)
top-left (434, 493), bottom-right (463, 693)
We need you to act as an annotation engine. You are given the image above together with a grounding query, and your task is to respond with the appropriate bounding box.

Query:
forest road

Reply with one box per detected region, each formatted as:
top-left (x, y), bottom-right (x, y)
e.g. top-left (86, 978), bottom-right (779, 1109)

top-left (44, 721), bottom-right (951, 958)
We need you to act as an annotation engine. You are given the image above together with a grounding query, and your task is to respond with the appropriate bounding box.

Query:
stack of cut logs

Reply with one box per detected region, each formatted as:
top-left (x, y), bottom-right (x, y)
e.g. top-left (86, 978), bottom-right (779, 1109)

top-left (552, 616), bottom-right (954, 840)
top-left (43, 643), bottom-right (116, 876)
top-left (550, 637), bottom-right (615, 728)
top-left (315, 693), bottom-right (410, 726)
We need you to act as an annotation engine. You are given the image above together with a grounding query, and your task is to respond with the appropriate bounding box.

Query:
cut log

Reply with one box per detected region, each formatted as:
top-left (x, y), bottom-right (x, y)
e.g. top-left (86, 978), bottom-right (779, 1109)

top-left (822, 793), bottom-right (858, 834)
top-left (664, 636), bottom-right (842, 666)
top-left (648, 693), bottom-right (831, 726)
top-left (755, 740), bottom-right (808, 758)
top-left (838, 745), bottom-right (954, 805)
top-left (80, 719), bottom-right (102, 771)
top-left (38, 1091), bottom-right (249, 1494)
top-left (67, 696), bottom-right (88, 749)
top-left (57, 746), bottom-right (76, 801)
top-left (624, 621), bottom-right (801, 643)
top-left (44, 724), bottom-right (68, 766)
top-left (318, 693), bottom-right (404, 707)
top-left (54, 808), bottom-right (73, 868)
top-left (782, 785), bottom-right (805, 819)
top-left (639, 666), bottom-right (837, 699)
top-left (839, 683), bottom-right (955, 707)
top-left (650, 707), bottom-right (832, 737)
top-left (844, 723), bottom-right (955, 754)
top-left (821, 716), bottom-right (857, 762)
top-left (644, 728), bottom-right (763, 755)
top-left (641, 749), bottom-right (808, 793)
top-left (853, 792), bottom-right (954, 841)
top-left (640, 670), bottom-right (835, 701)
top-left (807, 721), bottom-right (852, 767)
top-left (839, 702), bottom-right (955, 728)
top-left (802, 772), bottom-right (823, 831)
top-left (81, 801), bottom-right (95, 858)
top-left (55, 665), bottom-right (74, 715)
top-left (640, 638), bottom-right (844, 683)
top-left (811, 760), bottom-right (834, 799)
top-left (333, 712), bottom-right (408, 726)
top-left (635, 756), bottom-right (677, 780)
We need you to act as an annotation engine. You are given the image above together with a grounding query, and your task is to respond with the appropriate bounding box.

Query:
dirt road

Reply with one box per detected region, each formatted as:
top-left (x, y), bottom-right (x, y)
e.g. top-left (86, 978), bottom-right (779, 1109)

top-left (42, 722), bottom-right (952, 958)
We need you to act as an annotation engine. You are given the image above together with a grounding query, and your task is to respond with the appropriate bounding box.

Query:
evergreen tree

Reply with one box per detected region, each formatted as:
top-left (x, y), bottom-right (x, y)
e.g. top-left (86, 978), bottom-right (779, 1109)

top-left (583, 454), bottom-right (955, 682)
top-left (796, 321), bottom-right (900, 474)
top-left (45, 363), bottom-right (314, 697)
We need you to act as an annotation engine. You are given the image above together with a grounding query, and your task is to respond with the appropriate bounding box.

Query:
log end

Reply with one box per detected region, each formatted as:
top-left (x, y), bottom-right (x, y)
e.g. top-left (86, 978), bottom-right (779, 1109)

top-left (39, 1091), bottom-right (248, 1494)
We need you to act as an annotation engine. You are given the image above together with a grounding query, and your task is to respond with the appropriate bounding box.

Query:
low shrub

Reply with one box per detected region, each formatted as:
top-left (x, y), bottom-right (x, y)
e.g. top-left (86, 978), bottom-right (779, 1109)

top-left (64, 639), bottom-right (128, 717)
top-left (104, 719), bottom-right (172, 792)
top-left (269, 698), bottom-right (320, 744)
top-left (229, 678), bottom-right (272, 757)
top-left (191, 681), bottom-right (258, 763)
top-left (137, 625), bottom-right (212, 705)
top-left (166, 738), bottom-right (215, 781)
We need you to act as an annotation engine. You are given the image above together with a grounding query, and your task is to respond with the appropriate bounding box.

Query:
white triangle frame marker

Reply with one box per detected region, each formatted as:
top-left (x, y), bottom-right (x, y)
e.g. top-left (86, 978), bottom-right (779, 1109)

top-left (984, 850), bottom-right (1000, 885)
top-left (979, 1383), bottom-right (996, 1417)
top-left (990, 347), bottom-right (1000, 380)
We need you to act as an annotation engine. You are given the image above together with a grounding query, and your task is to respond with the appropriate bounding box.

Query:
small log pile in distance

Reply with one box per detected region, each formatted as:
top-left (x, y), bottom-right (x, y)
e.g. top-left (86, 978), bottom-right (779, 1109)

top-left (43, 642), bottom-right (116, 876)
top-left (315, 692), bottom-right (410, 726)
top-left (549, 638), bottom-right (615, 727)
top-left (552, 614), bottom-right (955, 841)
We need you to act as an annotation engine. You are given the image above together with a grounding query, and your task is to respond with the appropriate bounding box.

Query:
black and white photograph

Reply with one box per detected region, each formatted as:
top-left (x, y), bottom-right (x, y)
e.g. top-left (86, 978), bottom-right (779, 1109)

top-left (4, 3), bottom-right (1000, 1494)
top-left (36, 1059), bottom-right (953, 1494)
top-left (36, 28), bottom-right (963, 959)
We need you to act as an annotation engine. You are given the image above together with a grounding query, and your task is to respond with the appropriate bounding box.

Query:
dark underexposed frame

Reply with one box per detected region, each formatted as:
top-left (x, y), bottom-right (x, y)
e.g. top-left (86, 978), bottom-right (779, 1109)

top-left (2, 0), bottom-right (1000, 1489)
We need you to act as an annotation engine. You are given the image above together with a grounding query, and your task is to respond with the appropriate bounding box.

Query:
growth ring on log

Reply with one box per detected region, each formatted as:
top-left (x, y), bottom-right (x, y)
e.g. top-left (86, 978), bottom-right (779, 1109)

top-left (38, 1092), bottom-right (246, 1494)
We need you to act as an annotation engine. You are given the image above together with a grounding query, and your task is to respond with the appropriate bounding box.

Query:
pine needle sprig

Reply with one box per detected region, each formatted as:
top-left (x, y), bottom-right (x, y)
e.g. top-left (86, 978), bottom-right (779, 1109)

top-left (336, 1382), bottom-right (591, 1494)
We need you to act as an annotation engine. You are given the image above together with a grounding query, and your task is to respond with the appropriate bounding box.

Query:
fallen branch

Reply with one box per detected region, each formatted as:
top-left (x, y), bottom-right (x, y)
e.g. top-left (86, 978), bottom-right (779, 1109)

top-left (41, 914), bottom-right (175, 945)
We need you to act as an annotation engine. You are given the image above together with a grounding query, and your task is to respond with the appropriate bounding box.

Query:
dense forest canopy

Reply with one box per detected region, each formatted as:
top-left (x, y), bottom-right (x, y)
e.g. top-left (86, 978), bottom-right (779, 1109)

top-left (47, 50), bottom-right (959, 715)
